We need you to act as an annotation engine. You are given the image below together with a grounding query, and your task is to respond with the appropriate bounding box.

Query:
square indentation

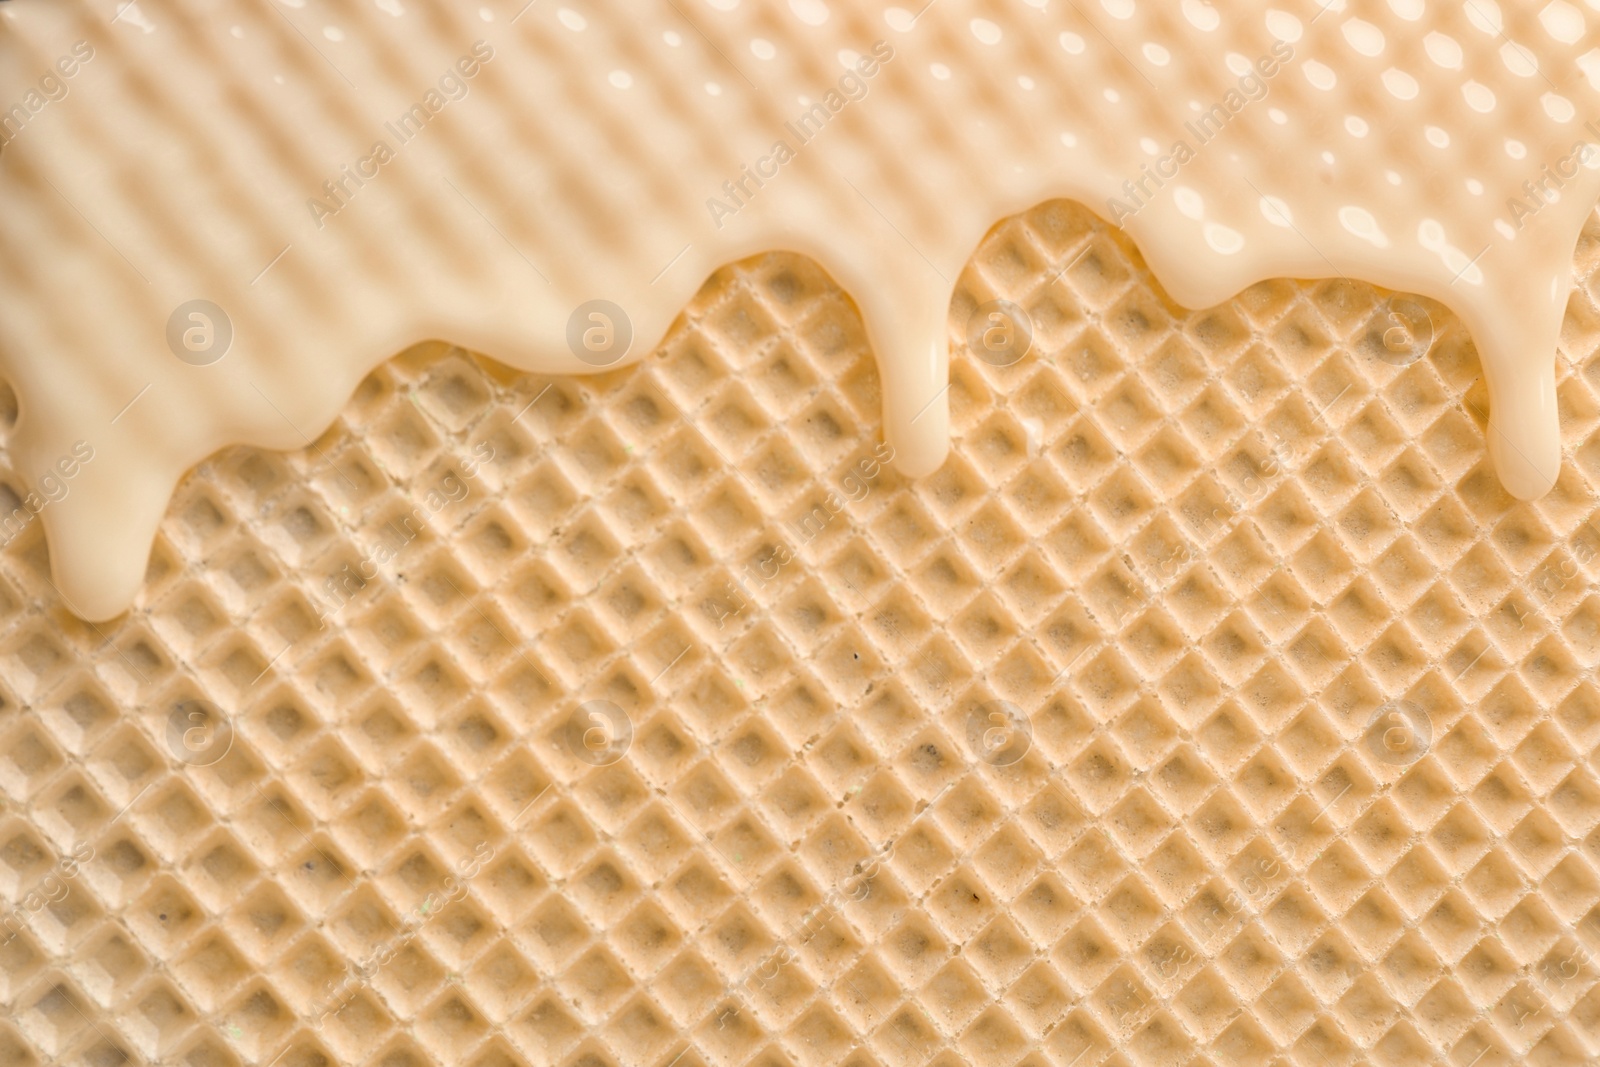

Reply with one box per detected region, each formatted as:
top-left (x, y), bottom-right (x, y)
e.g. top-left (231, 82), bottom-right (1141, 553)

top-left (1180, 385), bottom-right (1247, 459)
top-left (1049, 414), bottom-right (1119, 493)
top-left (1087, 468), bottom-right (1156, 542)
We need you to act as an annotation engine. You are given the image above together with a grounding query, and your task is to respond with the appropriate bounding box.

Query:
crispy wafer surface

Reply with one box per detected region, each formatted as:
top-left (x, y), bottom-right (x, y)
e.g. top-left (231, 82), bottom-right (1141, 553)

top-left (4, 200), bottom-right (1600, 1067)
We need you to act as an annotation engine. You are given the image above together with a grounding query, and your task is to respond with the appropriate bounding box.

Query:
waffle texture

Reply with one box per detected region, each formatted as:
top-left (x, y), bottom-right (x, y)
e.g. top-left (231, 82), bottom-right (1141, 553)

top-left (4, 199), bottom-right (1600, 1067)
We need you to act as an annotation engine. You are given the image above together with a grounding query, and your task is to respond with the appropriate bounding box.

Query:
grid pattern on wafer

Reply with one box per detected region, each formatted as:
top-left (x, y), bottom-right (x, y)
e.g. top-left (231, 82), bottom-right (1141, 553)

top-left (3, 198), bottom-right (1600, 1067)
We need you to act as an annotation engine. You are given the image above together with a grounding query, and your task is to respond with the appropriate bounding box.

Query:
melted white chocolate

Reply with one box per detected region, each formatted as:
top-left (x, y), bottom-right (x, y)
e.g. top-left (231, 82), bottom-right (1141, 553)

top-left (0, 0), bottom-right (1595, 619)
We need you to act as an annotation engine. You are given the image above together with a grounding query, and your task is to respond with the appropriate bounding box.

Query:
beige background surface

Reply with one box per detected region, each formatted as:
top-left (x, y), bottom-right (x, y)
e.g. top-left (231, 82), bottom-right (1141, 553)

top-left (3, 198), bottom-right (1600, 1067)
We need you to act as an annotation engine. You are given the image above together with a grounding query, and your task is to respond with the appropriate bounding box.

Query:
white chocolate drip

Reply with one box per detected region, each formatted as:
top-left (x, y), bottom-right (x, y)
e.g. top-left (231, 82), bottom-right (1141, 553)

top-left (0, 0), bottom-right (1595, 619)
